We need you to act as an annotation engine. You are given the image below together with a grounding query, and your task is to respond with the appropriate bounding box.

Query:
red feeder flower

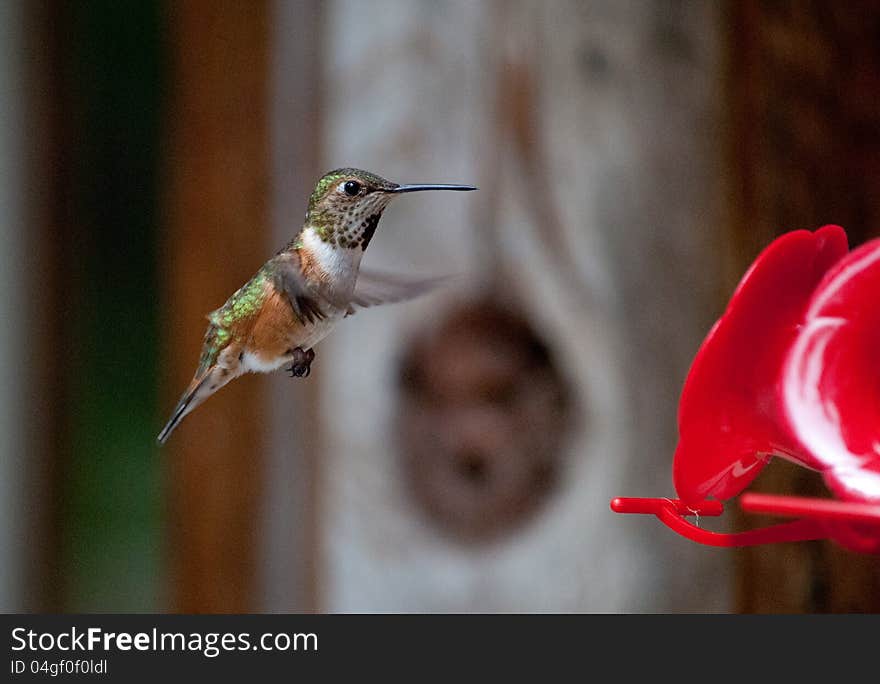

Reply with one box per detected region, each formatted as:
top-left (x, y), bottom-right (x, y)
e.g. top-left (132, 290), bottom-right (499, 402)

top-left (611, 225), bottom-right (880, 553)
top-left (783, 237), bottom-right (880, 504)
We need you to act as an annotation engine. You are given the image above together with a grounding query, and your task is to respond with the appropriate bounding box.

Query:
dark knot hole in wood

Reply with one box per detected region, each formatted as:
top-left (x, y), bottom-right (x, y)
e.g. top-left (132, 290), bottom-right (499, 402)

top-left (396, 299), bottom-right (574, 542)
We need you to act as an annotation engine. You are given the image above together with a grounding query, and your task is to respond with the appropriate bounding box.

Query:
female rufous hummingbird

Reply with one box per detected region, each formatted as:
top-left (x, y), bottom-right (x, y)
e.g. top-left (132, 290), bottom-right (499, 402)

top-left (157, 167), bottom-right (476, 444)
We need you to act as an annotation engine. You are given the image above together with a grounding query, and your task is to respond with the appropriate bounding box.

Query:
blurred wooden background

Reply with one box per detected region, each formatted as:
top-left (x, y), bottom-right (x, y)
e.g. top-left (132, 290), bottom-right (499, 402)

top-left (726, 0), bottom-right (880, 613)
top-left (7, 0), bottom-right (880, 613)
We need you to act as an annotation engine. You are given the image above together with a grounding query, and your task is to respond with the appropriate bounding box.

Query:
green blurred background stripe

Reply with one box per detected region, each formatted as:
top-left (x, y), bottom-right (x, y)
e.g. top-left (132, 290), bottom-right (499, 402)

top-left (60, 0), bottom-right (165, 611)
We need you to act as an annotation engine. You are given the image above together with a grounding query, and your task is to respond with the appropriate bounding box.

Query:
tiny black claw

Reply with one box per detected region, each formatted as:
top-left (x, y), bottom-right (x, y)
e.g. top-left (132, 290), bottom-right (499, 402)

top-left (287, 347), bottom-right (315, 378)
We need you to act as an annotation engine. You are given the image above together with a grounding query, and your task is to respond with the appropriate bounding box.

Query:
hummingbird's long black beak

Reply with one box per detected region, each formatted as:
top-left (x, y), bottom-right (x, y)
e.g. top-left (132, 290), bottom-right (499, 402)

top-left (390, 183), bottom-right (477, 193)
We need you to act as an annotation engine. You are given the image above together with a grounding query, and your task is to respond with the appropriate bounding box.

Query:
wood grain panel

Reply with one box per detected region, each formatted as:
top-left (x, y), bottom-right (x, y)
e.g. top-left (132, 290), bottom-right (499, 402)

top-left (315, 0), bottom-right (730, 612)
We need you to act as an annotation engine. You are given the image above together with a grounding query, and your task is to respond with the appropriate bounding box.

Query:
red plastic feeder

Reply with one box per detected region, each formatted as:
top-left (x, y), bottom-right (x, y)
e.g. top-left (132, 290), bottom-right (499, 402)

top-left (611, 225), bottom-right (880, 553)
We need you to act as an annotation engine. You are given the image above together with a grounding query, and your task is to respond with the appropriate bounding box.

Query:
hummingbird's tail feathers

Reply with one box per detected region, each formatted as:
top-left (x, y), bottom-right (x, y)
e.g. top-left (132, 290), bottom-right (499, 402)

top-left (157, 374), bottom-right (209, 445)
top-left (156, 365), bottom-right (233, 445)
top-left (350, 269), bottom-right (457, 310)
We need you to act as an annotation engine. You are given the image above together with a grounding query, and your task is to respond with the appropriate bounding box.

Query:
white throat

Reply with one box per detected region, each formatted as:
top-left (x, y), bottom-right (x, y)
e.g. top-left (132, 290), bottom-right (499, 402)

top-left (301, 227), bottom-right (363, 285)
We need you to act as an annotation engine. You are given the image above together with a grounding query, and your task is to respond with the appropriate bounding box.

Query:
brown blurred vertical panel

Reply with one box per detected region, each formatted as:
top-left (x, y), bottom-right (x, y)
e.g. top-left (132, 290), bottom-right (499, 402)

top-left (19, 0), bottom-right (65, 611)
top-left (163, 1), bottom-right (270, 612)
top-left (726, 0), bottom-right (880, 612)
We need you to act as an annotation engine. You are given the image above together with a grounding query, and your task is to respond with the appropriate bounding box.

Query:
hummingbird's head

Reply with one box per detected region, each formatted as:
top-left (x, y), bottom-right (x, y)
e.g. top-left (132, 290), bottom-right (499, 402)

top-left (305, 168), bottom-right (476, 250)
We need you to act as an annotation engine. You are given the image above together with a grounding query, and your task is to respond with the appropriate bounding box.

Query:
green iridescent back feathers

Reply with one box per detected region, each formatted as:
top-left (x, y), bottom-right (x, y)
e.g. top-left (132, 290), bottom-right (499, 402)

top-left (197, 271), bottom-right (269, 374)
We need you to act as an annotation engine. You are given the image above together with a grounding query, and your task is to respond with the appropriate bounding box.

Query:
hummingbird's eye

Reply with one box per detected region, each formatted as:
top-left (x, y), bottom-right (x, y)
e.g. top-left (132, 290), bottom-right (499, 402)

top-left (342, 180), bottom-right (362, 197)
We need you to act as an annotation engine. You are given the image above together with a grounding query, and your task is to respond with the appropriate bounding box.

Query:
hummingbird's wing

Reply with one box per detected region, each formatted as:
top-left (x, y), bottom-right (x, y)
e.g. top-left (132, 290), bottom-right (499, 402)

top-left (349, 269), bottom-right (452, 310)
top-left (272, 252), bottom-right (450, 319)
top-left (270, 252), bottom-right (335, 324)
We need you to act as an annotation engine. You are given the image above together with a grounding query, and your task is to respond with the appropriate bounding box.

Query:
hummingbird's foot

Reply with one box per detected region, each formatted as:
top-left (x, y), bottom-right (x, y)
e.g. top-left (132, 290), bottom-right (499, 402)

top-left (287, 347), bottom-right (315, 378)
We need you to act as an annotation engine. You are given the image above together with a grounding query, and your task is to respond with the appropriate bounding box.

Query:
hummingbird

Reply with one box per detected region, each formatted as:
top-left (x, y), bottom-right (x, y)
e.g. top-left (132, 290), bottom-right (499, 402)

top-left (157, 167), bottom-right (476, 444)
